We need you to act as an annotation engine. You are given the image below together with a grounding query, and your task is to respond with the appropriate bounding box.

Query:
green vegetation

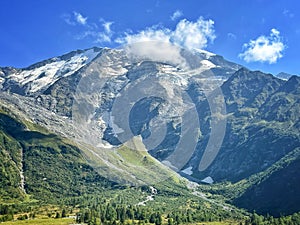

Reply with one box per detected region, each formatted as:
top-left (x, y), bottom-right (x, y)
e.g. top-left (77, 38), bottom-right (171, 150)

top-left (197, 147), bottom-right (300, 216)
top-left (0, 110), bottom-right (246, 224)
top-left (0, 111), bottom-right (116, 203)
top-left (1, 218), bottom-right (73, 225)
top-left (0, 71), bottom-right (300, 224)
top-left (190, 70), bottom-right (300, 216)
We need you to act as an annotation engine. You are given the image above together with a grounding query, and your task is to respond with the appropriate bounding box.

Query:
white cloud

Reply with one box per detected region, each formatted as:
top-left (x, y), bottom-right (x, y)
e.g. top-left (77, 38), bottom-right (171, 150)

top-left (116, 27), bottom-right (171, 44)
top-left (72, 18), bottom-right (114, 43)
top-left (170, 10), bottom-right (183, 21)
top-left (124, 41), bottom-right (186, 68)
top-left (103, 21), bottom-right (113, 34)
top-left (239, 29), bottom-right (286, 64)
top-left (171, 17), bottom-right (216, 50)
top-left (117, 17), bottom-right (216, 51)
top-left (95, 20), bottom-right (114, 43)
top-left (75, 31), bottom-right (94, 40)
top-left (64, 12), bottom-right (215, 51)
top-left (95, 33), bottom-right (112, 43)
top-left (63, 12), bottom-right (87, 26)
top-left (74, 12), bottom-right (87, 25)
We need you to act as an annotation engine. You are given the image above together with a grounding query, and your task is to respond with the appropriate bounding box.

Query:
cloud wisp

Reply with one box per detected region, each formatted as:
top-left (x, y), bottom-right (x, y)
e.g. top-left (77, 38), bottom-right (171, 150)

top-left (63, 11), bottom-right (88, 26)
top-left (170, 10), bottom-right (183, 21)
top-left (283, 9), bottom-right (294, 18)
top-left (69, 16), bottom-right (114, 43)
top-left (74, 12), bottom-right (87, 25)
top-left (239, 29), bottom-right (286, 64)
top-left (95, 20), bottom-right (114, 43)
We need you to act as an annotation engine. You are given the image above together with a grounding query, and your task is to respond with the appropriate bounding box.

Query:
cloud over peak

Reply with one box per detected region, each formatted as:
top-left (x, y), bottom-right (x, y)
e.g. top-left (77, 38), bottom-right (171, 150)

top-left (118, 17), bottom-right (216, 51)
top-left (239, 29), bottom-right (286, 64)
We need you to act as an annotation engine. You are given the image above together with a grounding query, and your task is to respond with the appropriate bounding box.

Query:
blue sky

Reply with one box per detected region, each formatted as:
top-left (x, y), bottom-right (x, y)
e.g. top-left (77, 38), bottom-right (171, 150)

top-left (0, 0), bottom-right (299, 75)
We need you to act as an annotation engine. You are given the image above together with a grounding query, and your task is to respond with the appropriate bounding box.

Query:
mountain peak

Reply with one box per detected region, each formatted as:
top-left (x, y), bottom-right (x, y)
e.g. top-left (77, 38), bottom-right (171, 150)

top-left (288, 75), bottom-right (300, 83)
top-left (1, 47), bottom-right (102, 94)
top-left (276, 72), bottom-right (294, 80)
top-left (194, 49), bottom-right (216, 58)
top-left (278, 74), bottom-right (300, 94)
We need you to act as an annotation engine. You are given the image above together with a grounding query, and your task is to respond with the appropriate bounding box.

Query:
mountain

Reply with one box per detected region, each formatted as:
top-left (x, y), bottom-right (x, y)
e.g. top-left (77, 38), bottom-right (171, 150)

top-left (233, 147), bottom-right (300, 216)
top-left (276, 72), bottom-right (294, 80)
top-left (0, 105), bottom-right (246, 225)
top-left (0, 48), bottom-right (102, 95)
top-left (0, 109), bottom-right (115, 202)
top-left (0, 45), bottom-right (299, 217)
top-left (193, 69), bottom-right (299, 182)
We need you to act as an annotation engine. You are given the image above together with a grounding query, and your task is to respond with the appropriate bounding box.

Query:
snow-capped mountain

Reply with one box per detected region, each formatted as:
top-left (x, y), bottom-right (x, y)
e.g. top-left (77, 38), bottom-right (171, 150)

top-left (0, 45), bottom-right (299, 184)
top-left (0, 44), bottom-right (243, 180)
top-left (0, 47), bottom-right (102, 94)
top-left (0, 46), bottom-right (241, 95)
top-left (1, 45), bottom-right (299, 216)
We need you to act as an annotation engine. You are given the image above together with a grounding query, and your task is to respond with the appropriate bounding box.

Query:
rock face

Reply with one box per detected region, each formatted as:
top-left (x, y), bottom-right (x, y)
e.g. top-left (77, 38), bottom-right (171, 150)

top-left (0, 45), bottom-right (299, 215)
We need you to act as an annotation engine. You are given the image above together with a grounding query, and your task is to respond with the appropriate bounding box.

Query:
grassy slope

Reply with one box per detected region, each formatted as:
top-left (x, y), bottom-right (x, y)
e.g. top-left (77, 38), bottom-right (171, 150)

top-left (0, 109), bottom-right (246, 224)
top-left (2, 218), bottom-right (74, 225)
top-left (0, 111), bottom-right (115, 203)
top-left (233, 148), bottom-right (300, 216)
top-left (198, 147), bottom-right (300, 216)
top-left (77, 135), bottom-right (185, 187)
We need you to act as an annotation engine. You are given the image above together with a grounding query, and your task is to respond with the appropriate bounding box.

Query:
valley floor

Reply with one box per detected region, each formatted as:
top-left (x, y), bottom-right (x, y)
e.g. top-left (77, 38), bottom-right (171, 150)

top-left (1, 218), bottom-right (74, 225)
top-left (0, 218), bottom-right (241, 225)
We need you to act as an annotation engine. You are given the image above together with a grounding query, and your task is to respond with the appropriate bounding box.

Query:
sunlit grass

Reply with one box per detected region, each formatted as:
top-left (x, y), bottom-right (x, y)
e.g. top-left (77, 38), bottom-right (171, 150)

top-left (2, 218), bottom-right (74, 225)
top-left (187, 221), bottom-right (240, 225)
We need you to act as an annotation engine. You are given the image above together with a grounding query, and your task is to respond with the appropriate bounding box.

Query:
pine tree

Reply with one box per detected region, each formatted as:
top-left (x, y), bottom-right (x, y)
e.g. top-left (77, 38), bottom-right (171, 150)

top-left (155, 213), bottom-right (162, 225)
top-left (120, 206), bottom-right (126, 224)
top-left (62, 209), bottom-right (67, 218)
top-left (55, 212), bottom-right (61, 219)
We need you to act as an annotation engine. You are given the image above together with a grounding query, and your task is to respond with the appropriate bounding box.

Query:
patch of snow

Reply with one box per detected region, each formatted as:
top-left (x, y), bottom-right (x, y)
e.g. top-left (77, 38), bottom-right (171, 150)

top-left (200, 59), bottom-right (217, 69)
top-left (97, 49), bottom-right (129, 76)
top-left (181, 166), bottom-right (193, 175)
top-left (195, 49), bottom-right (216, 58)
top-left (159, 73), bottom-right (188, 87)
top-left (146, 195), bottom-right (154, 201)
top-left (97, 141), bottom-right (114, 149)
top-left (8, 48), bottom-right (100, 93)
top-left (84, 48), bottom-right (101, 64)
top-left (109, 115), bottom-right (124, 134)
top-left (201, 176), bottom-right (214, 184)
top-left (158, 64), bottom-right (180, 74)
top-left (101, 65), bottom-right (128, 76)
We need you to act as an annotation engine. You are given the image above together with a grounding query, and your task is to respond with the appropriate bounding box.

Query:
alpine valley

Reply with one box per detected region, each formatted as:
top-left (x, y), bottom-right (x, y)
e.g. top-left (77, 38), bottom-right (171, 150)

top-left (0, 46), bottom-right (299, 225)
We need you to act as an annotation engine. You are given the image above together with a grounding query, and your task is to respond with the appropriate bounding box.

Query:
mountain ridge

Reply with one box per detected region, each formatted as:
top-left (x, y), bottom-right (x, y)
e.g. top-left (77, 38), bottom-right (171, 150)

top-left (0, 46), bottom-right (299, 217)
